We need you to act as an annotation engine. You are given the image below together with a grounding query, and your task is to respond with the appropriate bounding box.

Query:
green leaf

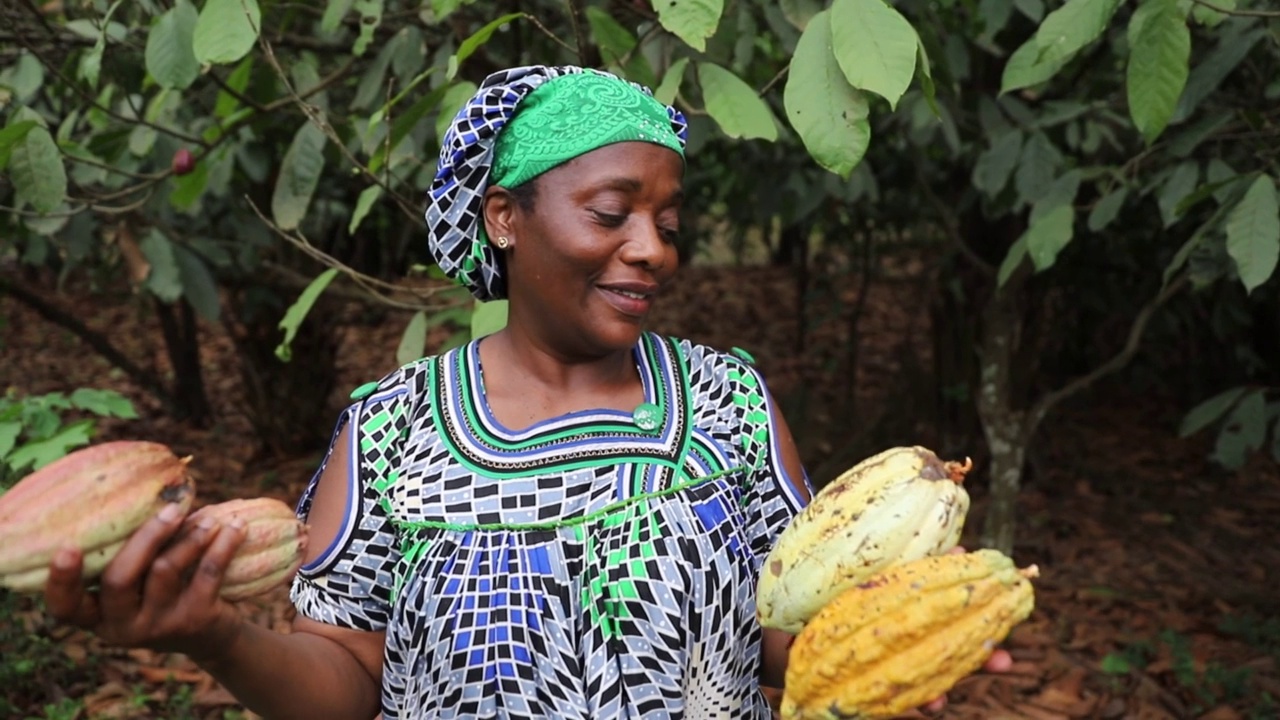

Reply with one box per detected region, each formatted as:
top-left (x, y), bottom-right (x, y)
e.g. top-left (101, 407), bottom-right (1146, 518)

top-left (1126, 0), bottom-right (1190, 144)
top-left (272, 119), bottom-right (328, 231)
top-left (1157, 161), bottom-right (1199, 228)
top-left (1014, 132), bottom-right (1062, 205)
top-left (1180, 386), bottom-right (1248, 437)
top-left (972, 129), bottom-right (1024, 197)
top-left (0, 121), bottom-right (37, 171)
top-left (1000, 39), bottom-right (1068, 94)
top-left (997, 235), bottom-right (1029, 288)
top-left (780, 0), bottom-right (822, 30)
top-left (697, 63), bottom-right (777, 141)
top-left (0, 422), bottom-right (21, 461)
top-left (276, 268), bottom-right (340, 362)
top-left (1191, 0), bottom-right (1232, 26)
top-left (1031, 0), bottom-right (1122, 69)
top-left (396, 311), bottom-right (429, 365)
top-left (321, 0), bottom-right (354, 33)
top-left (1100, 653), bottom-right (1133, 675)
top-left (349, 185), bottom-right (383, 235)
top-left (449, 13), bottom-right (525, 80)
top-left (173, 243), bottom-right (221, 321)
top-left (1024, 204), bottom-right (1075, 271)
top-left (784, 10), bottom-right (870, 178)
top-left (1225, 174), bottom-right (1280, 293)
top-left (146, 0), bottom-right (200, 89)
top-left (6, 420), bottom-right (95, 473)
top-left (588, 7), bottom-right (637, 67)
top-left (1214, 390), bottom-right (1267, 469)
top-left (1087, 186), bottom-right (1128, 232)
top-left (69, 389), bottom-right (137, 419)
top-left (1015, 0), bottom-right (1044, 22)
top-left (352, 0), bottom-right (384, 56)
top-left (655, 58), bottom-right (690, 106)
top-left (1031, 170), bottom-right (1081, 223)
top-left (471, 299), bottom-right (508, 338)
top-left (369, 82), bottom-right (449, 174)
top-left (1172, 29), bottom-right (1264, 124)
top-left (140, 230), bottom-right (184, 303)
top-left (830, 0), bottom-right (919, 110)
top-left (655, 0), bottom-right (725, 52)
top-left (193, 0), bottom-right (262, 66)
top-left (9, 125), bottom-right (66, 214)
top-left (169, 158), bottom-right (209, 211)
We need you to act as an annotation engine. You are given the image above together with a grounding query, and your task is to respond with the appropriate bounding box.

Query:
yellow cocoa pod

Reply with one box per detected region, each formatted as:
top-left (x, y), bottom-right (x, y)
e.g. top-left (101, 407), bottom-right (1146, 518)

top-left (757, 446), bottom-right (971, 633)
top-left (780, 549), bottom-right (1037, 720)
top-left (183, 498), bottom-right (308, 601)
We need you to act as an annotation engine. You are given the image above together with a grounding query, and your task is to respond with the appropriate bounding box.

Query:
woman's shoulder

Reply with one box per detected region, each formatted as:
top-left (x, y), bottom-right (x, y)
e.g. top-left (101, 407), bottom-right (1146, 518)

top-left (659, 333), bottom-right (763, 377)
top-left (344, 342), bottom-right (468, 409)
top-left (654, 333), bottom-right (768, 400)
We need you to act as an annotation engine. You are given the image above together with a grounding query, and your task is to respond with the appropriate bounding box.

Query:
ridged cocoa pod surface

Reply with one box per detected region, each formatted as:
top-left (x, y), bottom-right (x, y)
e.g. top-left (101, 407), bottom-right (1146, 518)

top-left (184, 498), bottom-right (308, 601)
top-left (780, 549), bottom-right (1038, 720)
top-left (0, 441), bottom-right (196, 593)
top-left (757, 446), bottom-right (972, 634)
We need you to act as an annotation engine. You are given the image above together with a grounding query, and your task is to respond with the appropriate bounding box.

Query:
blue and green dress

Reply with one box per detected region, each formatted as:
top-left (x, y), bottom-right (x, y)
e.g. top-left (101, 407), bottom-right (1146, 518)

top-left (290, 332), bottom-right (810, 718)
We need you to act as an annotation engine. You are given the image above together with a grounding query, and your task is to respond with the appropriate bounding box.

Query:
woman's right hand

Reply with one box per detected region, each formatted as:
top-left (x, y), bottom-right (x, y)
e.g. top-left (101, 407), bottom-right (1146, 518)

top-left (43, 502), bottom-right (249, 661)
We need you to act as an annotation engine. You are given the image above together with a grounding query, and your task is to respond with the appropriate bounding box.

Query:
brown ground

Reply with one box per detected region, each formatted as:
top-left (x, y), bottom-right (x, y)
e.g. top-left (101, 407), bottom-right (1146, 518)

top-left (1, 263), bottom-right (1276, 720)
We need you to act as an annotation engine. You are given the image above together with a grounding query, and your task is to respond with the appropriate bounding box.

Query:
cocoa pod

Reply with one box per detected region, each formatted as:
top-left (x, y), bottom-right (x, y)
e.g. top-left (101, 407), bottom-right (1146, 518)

top-left (0, 441), bottom-right (196, 593)
top-left (780, 550), bottom-right (1038, 719)
top-left (183, 498), bottom-right (308, 601)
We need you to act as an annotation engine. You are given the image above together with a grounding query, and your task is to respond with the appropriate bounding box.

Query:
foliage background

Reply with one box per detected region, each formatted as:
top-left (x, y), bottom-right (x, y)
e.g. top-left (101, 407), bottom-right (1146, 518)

top-left (1, 0), bottom-right (1278, 716)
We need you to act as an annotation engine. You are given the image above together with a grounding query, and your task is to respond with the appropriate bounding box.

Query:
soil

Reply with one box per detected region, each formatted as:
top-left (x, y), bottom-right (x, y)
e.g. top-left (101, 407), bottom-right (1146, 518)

top-left (1, 263), bottom-right (1276, 720)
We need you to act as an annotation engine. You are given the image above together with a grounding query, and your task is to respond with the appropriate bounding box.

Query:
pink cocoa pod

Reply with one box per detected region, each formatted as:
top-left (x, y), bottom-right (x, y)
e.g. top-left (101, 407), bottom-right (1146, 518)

top-left (185, 498), bottom-right (308, 601)
top-left (0, 441), bottom-right (196, 593)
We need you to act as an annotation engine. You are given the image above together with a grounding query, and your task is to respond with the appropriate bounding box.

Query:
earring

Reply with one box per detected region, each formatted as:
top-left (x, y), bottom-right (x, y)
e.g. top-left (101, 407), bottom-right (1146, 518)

top-left (495, 235), bottom-right (510, 249)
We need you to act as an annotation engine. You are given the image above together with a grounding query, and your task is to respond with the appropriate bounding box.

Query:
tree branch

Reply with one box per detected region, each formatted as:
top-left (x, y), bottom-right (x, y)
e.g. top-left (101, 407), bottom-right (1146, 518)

top-left (1028, 273), bottom-right (1192, 429)
top-left (0, 275), bottom-right (175, 410)
top-left (913, 157), bottom-right (996, 277)
top-left (1191, 0), bottom-right (1280, 17)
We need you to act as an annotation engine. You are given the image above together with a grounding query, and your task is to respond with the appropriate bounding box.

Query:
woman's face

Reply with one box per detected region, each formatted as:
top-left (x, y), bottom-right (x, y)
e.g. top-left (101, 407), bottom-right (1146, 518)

top-left (493, 141), bottom-right (684, 358)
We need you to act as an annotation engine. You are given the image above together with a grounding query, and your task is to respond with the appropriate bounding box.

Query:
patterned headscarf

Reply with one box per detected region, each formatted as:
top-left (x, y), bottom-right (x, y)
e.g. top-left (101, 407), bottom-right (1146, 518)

top-left (424, 66), bottom-right (689, 301)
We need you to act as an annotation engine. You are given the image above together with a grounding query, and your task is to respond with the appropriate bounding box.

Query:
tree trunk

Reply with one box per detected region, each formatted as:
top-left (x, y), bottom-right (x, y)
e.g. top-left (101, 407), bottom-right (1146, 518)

top-left (975, 277), bottom-right (1029, 555)
top-left (155, 298), bottom-right (212, 426)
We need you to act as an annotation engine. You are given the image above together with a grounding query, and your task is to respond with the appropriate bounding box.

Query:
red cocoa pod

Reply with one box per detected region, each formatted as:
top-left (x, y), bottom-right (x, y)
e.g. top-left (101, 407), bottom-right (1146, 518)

top-left (184, 498), bottom-right (308, 601)
top-left (0, 441), bottom-right (196, 593)
top-left (171, 147), bottom-right (195, 176)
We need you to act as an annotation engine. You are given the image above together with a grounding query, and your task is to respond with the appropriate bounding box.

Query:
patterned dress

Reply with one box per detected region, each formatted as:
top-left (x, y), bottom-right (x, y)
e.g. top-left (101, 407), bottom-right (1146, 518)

top-left (290, 333), bottom-right (810, 719)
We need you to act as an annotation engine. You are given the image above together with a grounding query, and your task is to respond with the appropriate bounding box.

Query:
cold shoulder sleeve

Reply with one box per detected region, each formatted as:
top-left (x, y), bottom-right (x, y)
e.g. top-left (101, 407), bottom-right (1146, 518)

top-left (724, 357), bottom-right (811, 564)
top-left (289, 370), bottom-right (418, 632)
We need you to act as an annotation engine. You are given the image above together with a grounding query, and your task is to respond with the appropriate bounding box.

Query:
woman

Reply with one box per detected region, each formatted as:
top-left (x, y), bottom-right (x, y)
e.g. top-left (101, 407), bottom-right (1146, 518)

top-left (43, 66), bottom-right (1007, 719)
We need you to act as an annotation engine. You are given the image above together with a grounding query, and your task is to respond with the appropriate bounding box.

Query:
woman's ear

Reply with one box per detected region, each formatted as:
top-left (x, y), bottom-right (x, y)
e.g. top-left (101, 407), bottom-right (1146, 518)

top-left (482, 186), bottom-right (518, 246)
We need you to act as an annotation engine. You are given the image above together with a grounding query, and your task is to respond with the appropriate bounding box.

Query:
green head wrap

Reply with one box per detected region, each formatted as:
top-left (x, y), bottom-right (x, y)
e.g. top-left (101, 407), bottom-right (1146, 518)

top-left (491, 71), bottom-right (686, 190)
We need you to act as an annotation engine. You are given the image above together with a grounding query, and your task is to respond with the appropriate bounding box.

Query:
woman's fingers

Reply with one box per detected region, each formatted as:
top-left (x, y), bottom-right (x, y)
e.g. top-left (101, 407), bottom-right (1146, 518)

top-left (44, 547), bottom-right (100, 628)
top-left (921, 696), bottom-right (947, 713)
top-left (984, 648), bottom-right (1014, 673)
top-left (185, 519), bottom-right (246, 606)
top-left (98, 503), bottom-right (189, 620)
top-left (143, 517), bottom-right (221, 607)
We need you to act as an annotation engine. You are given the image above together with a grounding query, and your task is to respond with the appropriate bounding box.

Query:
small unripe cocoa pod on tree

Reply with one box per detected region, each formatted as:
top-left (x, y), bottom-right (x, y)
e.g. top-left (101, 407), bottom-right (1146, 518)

top-left (182, 498), bottom-right (308, 601)
top-left (0, 441), bottom-right (196, 593)
top-left (171, 147), bottom-right (195, 176)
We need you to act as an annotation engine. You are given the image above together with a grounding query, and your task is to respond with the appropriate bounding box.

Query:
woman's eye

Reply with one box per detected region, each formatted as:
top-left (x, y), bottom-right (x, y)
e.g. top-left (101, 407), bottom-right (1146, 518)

top-left (660, 227), bottom-right (680, 243)
top-left (592, 210), bottom-right (627, 227)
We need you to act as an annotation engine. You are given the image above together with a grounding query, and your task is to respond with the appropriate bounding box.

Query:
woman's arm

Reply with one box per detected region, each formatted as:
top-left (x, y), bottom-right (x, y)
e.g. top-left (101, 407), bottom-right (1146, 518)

top-left (758, 388), bottom-right (811, 688)
top-left (44, 423), bottom-right (386, 720)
